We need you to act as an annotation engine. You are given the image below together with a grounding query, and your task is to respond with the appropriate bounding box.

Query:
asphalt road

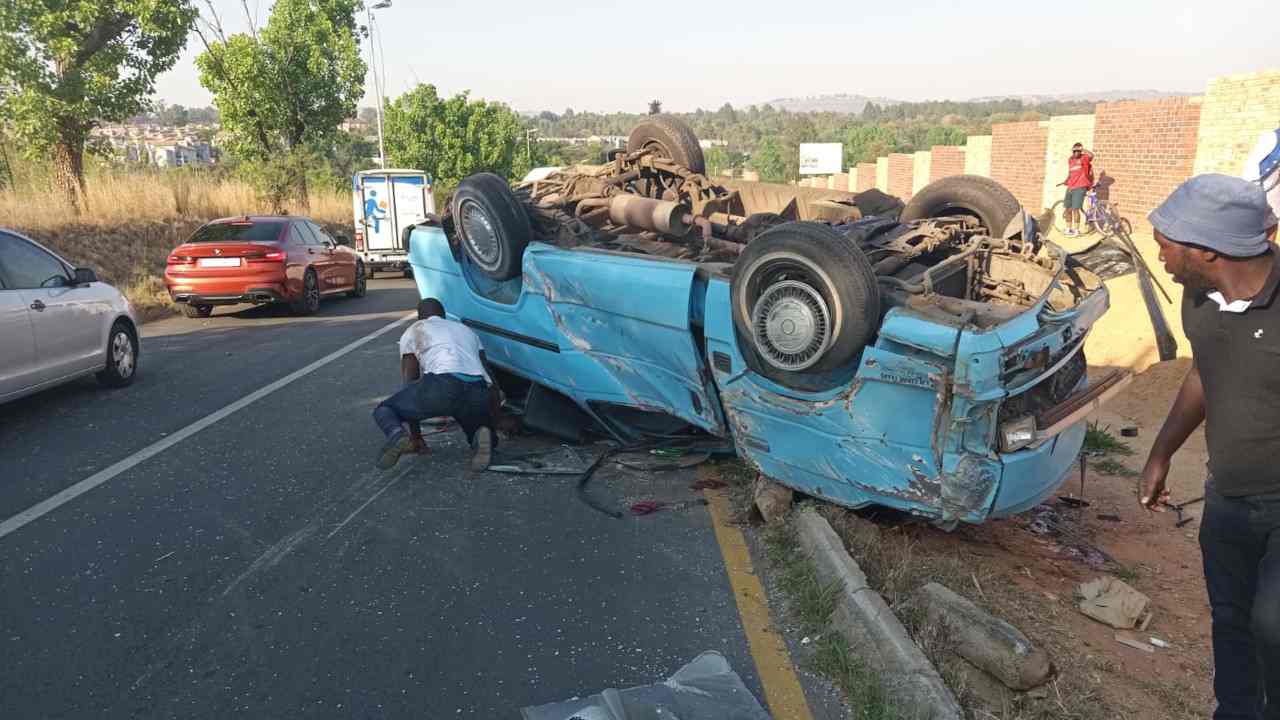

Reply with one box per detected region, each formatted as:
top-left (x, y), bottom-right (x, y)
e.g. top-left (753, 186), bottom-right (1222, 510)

top-left (0, 278), bottom-right (764, 719)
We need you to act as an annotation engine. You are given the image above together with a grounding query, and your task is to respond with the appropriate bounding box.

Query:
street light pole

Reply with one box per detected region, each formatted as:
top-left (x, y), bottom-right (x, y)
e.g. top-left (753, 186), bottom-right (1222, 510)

top-left (366, 1), bottom-right (392, 168)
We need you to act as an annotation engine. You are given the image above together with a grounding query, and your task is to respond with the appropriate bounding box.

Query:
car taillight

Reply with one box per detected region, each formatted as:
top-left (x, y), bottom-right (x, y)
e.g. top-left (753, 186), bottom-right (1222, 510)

top-left (167, 253), bottom-right (187, 265)
top-left (248, 250), bottom-right (286, 263)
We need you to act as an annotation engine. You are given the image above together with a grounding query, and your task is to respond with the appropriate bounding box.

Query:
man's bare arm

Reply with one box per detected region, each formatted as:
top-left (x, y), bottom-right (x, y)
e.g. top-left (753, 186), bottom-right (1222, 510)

top-left (479, 351), bottom-right (504, 420)
top-left (401, 354), bottom-right (420, 384)
top-left (1139, 359), bottom-right (1205, 509)
top-left (400, 354), bottom-right (424, 447)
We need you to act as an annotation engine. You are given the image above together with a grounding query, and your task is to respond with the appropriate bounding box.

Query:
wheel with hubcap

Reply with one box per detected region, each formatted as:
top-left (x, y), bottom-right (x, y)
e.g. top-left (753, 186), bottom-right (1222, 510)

top-left (730, 222), bottom-right (880, 391)
top-left (291, 269), bottom-right (321, 315)
top-left (451, 172), bottom-right (532, 280)
top-left (347, 262), bottom-right (367, 298)
top-left (96, 321), bottom-right (138, 388)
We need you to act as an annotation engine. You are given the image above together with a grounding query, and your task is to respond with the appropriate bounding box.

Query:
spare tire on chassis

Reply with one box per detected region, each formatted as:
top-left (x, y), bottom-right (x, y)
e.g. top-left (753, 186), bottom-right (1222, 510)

top-left (900, 174), bottom-right (1022, 236)
top-left (731, 222), bottom-right (881, 390)
top-left (451, 172), bottom-right (533, 280)
top-left (626, 115), bottom-right (706, 175)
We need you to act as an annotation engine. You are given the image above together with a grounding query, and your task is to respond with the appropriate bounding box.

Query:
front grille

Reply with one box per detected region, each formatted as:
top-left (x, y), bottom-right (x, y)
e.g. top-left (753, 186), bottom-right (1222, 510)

top-left (999, 350), bottom-right (1087, 423)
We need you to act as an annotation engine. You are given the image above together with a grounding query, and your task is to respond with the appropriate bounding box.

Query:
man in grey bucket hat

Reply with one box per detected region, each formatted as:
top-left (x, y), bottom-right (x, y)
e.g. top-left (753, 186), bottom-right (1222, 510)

top-left (1140, 174), bottom-right (1280, 719)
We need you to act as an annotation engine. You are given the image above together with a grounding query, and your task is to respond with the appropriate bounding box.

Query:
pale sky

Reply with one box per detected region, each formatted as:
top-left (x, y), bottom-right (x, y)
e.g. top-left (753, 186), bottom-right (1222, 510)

top-left (156, 0), bottom-right (1280, 114)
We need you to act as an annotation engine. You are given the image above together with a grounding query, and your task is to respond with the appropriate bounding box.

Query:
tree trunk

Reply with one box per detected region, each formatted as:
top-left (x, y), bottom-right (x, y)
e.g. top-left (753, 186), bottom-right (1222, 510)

top-left (293, 168), bottom-right (310, 212)
top-left (51, 139), bottom-right (89, 214)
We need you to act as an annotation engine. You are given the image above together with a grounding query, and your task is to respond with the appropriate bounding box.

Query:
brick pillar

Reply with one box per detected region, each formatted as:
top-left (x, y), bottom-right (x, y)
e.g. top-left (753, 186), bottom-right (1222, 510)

top-left (855, 163), bottom-right (877, 191)
top-left (912, 151), bottom-right (932, 195)
top-left (876, 157), bottom-right (889, 192)
top-left (1093, 97), bottom-right (1202, 231)
top-left (1194, 70), bottom-right (1280, 176)
top-left (929, 146), bottom-right (965, 182)
top-left (964, 135), bottom-right (992, 177)
top-left (887, 153), bottom-right (915, 200)
top-left (990, 121), bottom-right (1050, 211)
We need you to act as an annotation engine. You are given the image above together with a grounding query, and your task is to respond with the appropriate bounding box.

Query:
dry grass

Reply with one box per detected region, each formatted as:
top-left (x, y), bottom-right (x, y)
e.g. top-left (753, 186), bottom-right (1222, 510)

top-left (1, 172), bottom-right (351, 319)
top-left (0, 171), bottom-right (349, 230)
top-left (815, 504), bottom-right (1114, 720)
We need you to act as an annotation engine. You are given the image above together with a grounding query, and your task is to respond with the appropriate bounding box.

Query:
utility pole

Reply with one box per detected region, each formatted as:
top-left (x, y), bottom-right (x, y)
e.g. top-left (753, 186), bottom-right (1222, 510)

top-left (526, 128), bottom-right (538, 168)
top-left (366, 1), bottom-right (392, 168)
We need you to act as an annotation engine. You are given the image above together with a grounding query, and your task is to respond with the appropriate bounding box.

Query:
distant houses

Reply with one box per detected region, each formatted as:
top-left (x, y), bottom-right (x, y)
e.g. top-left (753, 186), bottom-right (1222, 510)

top-left (91, 123), bottom-right (220, 168)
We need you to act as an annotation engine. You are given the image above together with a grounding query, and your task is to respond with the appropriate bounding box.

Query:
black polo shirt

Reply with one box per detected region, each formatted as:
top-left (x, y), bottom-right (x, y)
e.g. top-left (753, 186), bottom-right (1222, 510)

top-left (1183, 252), bottom-right (1280, 497)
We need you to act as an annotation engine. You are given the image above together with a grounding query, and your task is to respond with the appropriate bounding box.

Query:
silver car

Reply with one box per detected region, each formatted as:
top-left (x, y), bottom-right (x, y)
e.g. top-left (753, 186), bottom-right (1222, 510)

top-left (1, 229), bottom-right (139, 404)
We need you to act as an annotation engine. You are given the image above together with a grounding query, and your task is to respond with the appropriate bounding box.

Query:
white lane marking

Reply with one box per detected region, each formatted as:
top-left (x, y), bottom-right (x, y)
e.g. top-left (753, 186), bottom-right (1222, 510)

top-left (0, 312), bottom-right (415, 541)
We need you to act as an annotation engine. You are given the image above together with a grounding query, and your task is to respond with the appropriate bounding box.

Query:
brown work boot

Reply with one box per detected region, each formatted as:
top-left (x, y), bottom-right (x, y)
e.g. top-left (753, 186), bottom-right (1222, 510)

top-left (375, 432), bottom-right (414, 470)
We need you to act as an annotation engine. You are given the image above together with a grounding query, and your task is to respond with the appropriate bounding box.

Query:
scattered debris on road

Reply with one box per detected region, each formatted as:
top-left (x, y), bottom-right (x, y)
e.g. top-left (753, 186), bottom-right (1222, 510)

top-left (520, 650), bottom-right (770, 720)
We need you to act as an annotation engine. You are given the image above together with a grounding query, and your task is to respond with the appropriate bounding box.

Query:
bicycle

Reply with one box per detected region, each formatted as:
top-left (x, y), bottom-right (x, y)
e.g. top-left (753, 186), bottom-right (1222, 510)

top-left (1051, 189), bottom-right (1131, 238)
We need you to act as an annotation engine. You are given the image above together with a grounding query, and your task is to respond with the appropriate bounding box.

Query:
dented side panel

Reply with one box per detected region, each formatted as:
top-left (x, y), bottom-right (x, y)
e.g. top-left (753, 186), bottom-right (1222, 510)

top-left (409, 227), bottom-right (724, 434)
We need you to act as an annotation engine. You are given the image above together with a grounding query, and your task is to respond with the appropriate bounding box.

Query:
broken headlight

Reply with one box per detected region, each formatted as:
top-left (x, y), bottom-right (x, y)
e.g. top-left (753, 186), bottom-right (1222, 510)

top-left (1000, 415), bottom-right (1037, 453)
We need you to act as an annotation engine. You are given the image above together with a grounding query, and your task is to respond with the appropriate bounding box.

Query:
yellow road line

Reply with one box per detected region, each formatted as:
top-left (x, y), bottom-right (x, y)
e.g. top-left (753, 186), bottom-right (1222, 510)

top-left (704, 485), bottom-right (814, 720)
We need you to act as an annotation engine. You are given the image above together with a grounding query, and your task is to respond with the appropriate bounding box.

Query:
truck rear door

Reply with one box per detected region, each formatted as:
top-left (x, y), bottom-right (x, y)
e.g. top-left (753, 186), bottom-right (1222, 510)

top-left (357, 175), bottom-right (396, 252)
top-left (389, 174), bottom-right (431, 238)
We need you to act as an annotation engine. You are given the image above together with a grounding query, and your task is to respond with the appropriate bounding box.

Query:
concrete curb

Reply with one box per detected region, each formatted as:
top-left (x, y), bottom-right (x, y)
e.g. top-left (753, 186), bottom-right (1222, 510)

top-left (795, 509), bottom-right (963, 720)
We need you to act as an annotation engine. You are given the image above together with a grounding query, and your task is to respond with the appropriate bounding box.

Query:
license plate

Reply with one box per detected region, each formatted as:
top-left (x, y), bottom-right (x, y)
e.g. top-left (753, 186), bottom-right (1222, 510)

top-left (198, 257), bottom-right (241, 268)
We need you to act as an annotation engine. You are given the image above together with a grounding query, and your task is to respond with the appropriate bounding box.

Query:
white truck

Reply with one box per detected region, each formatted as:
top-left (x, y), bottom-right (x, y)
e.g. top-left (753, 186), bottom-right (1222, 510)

top-left (351, 169), bottom-right (434, 277)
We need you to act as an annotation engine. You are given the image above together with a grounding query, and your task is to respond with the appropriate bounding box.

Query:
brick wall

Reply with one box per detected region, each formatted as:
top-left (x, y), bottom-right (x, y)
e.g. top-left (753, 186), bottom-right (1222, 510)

top-left (912, 151), bottom-right (932, 195)
top-left (831, 172), bottom-right (850, 191)
top-left (1194, 70), bottom-right (1280, 176)
top-left (930, 146), bottom-right (965, 182)
top-left (876, 157), bottom-right (889, 192)
top-left (964, 135), bottom-right (993, 177)
top-left (1042, 114), bottom-right (1096, 209)
top-left (887, 153), bottom-right (915, 200)
top-left (855, 163), bottom-right (877, 191)
top-left (1093, 97), bottom-right (1202, 231)
top-left (991, 121), bottom-right (1049, 211)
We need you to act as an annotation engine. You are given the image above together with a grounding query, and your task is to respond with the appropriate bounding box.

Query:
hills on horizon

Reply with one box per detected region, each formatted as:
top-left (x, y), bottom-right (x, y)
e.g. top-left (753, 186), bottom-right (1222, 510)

top-left (758, 89), bottom-right (1192, 113)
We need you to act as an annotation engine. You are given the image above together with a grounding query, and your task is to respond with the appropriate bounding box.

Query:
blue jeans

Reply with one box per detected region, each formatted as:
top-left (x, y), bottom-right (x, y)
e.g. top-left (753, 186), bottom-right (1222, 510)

top-left (372, 374), bottom-right (492, 446)
top-left (1200, 482), bottom-right (1280, 719)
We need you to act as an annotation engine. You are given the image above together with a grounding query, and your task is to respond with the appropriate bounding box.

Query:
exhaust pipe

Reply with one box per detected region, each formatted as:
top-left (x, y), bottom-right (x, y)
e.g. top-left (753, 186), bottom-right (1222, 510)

top-left (607, 195), bottom-right (690, 236)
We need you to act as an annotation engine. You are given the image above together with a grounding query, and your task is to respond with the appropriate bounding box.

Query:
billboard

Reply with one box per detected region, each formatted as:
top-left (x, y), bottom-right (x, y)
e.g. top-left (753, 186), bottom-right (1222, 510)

top-left (799, 143), bottom-right (843, 175)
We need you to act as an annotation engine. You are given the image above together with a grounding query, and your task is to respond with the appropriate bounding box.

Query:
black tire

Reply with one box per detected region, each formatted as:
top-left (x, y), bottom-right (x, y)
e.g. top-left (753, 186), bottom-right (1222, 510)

top-left (181, 303), bottom-right (213, 319)
top-left (451, 172), bottom-right (532, 280)
top-left (96, 320), bottom-right (138, 388)
top-left (347, 262), bottom-right (367, 298)
top-left (626, 115), bottom-right (706, 174)
top-left (291, 269), bottom-right (321, 315)
top-left (731, 222), bottom-right (880, 389)
top-left (901, 175), bottom-right (1022, 236)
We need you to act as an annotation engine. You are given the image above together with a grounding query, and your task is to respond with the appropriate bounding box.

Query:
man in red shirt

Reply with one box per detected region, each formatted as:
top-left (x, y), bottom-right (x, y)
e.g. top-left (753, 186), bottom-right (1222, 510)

top-left (1057, 142), bottom-right (1095, 236)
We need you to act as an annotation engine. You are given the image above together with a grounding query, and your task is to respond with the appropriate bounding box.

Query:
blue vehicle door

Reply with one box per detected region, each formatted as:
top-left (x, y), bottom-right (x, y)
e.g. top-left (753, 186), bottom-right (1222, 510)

top-left (410, 230), bottom-right (725, 435)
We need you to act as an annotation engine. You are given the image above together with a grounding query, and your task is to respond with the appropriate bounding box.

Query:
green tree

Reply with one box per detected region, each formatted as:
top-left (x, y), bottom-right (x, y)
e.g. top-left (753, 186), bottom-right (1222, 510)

top-left (0, 0), bottom-right (197, 210)
top-left (750, 137), bottom-right (787, 183)
top-left (195, 0), bottom-right (365, 209)
top-left (382, 84), bottom-right (523, 189)
top-left (843, 126), bottom-right (895, 165)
